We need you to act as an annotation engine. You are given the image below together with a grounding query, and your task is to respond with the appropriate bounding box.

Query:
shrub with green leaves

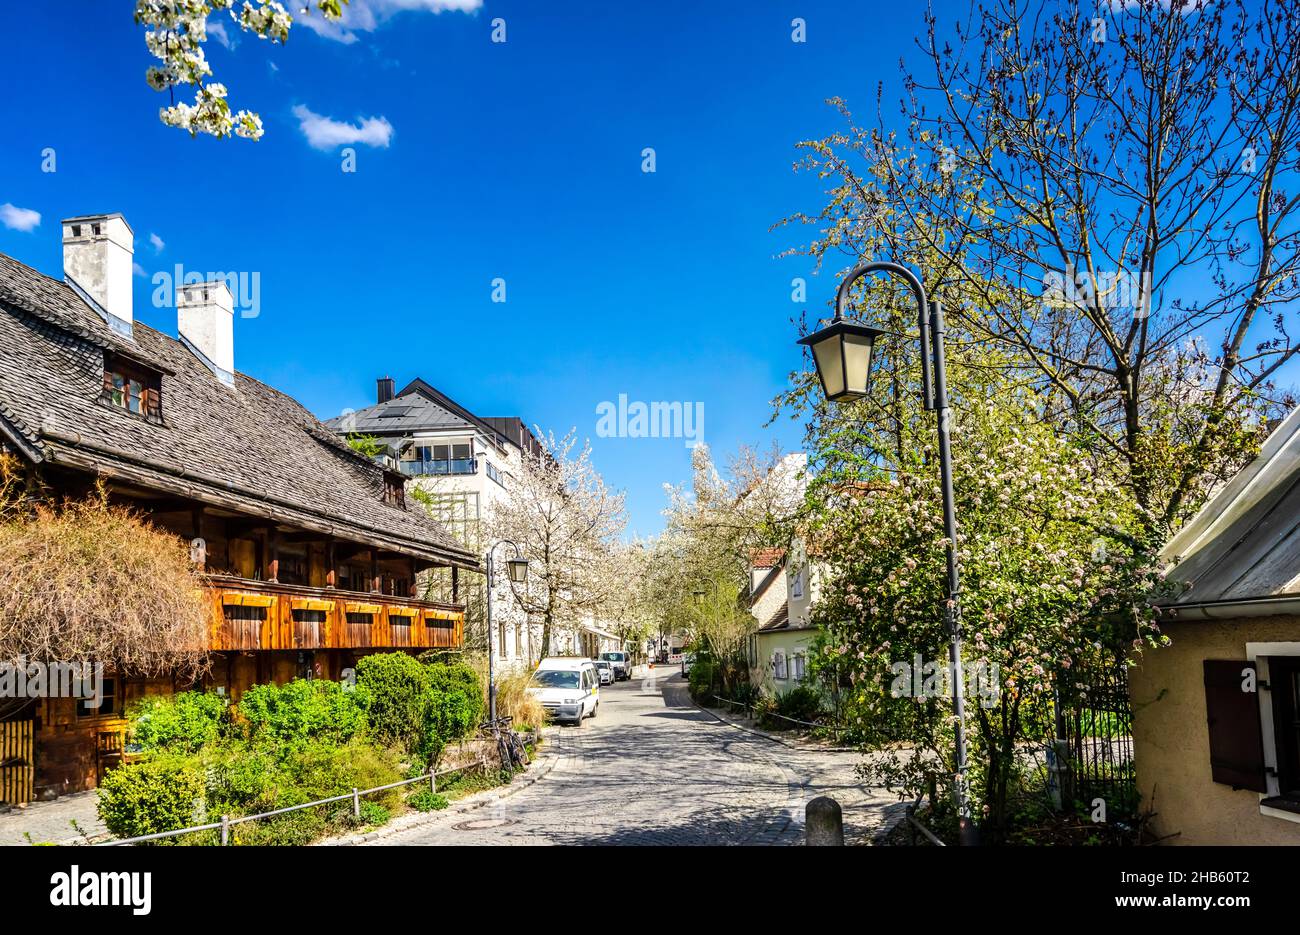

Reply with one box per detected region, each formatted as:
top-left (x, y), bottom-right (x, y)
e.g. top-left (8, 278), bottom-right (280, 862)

top-left (407, 788), bottom-right (449, 812)
top-left (128, 691), bottom-right (228, 754)
top-left (424, 660), bottom-right (483, 761)
top-left (354, 652), bottom-right (430, 752)
top-left (357, 801), bottom-right (391, 827)
top-left (238, 678), bottom-right (370, 747)
top-left (97, 756), bottom-right (204, 840)
top-left (772, 685), bottom-right (825, 726)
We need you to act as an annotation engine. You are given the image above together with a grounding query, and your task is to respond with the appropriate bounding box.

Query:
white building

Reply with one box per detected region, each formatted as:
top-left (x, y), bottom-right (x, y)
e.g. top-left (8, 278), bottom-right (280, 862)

top-left (329, 378), bottom-right (545, 668)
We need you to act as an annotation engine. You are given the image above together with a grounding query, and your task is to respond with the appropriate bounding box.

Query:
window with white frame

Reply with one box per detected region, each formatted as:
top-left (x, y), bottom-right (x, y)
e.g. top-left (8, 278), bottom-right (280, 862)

top-left (792, 652), bottom-right (806, 681)
top-left (772, 650), bottom-right (787, 680)
top-left (791, 568), bottom-right (804, 599)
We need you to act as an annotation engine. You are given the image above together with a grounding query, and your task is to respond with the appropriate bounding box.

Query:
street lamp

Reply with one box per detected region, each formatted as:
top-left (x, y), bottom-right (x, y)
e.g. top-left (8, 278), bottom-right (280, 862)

top-left (798, 259), bottom-right (977, 846)
top-left (484, 540), bottom-right (528, 724)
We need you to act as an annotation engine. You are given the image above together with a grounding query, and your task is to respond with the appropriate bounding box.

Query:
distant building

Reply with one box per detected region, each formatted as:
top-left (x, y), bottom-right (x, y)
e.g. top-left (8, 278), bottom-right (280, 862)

top-left (746, 540), bottom-right (824, 697)
top-left (330, 379), bottom-right (617, 665)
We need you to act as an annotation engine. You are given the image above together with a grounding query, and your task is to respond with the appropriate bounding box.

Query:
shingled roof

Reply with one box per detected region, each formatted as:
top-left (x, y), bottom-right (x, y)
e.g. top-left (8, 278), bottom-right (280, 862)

top-left (1159, 405), bottom-right (1300, 616)
top-left (0, 251), bottom-right (477, 570)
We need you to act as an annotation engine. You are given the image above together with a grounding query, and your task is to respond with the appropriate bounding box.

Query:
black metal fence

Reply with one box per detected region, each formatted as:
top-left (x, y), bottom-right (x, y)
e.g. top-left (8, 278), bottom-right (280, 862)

top-left (1051, 652), bottom-right (1136, 813)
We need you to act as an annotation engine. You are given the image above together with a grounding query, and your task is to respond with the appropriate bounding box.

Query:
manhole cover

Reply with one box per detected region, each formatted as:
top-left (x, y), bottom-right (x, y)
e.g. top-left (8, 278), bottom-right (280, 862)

top-left (452, 817), bottom-right (519, 831)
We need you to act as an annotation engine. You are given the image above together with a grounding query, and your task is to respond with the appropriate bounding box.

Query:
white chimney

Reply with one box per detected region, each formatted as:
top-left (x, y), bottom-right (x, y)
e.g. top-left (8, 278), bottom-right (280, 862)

top-left (178, 279), bottom-right (235, 386)
top-left (62, 214), bottom-right (134, 332)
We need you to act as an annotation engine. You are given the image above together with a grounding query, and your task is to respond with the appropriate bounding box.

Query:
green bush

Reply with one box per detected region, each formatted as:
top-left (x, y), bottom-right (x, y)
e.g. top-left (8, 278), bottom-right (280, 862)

top-left (688, 657), bottom-right (719, 701)
top-left (202, 738), bottom-right (404, 846)
top-left (355, 652), bottom-right (431, 752)
top-left (765, 685), bottom-right (825, 728)
top-left (354, 653), bottom-right (483, 764)
top-left (407, 788), bottom-right (449, 812)
top-left (128, 691), bottom-right (228, 754)
top-left (238, 678), bottom-right (370, 747)
top-left (424, 660), bottom-right (483, 761)
top-left (97, 756), bottom-right (204, 840)
top-left (203, 742), bottom-right (293, 816)
top-left (357, 801), bottom-right (391, 827)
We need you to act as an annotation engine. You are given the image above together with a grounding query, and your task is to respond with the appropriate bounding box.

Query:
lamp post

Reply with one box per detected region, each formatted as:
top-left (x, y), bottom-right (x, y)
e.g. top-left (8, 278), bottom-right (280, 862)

top-left (484, 540), bottom-right (529, 724)
top-left (797, 260), bottom-right (977, 846)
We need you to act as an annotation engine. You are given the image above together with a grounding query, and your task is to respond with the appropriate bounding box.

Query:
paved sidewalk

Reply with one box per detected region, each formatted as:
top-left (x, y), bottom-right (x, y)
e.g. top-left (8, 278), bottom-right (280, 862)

top-left (0, 792), bottom-right (107, 846)
top-left (696, 702), bottom-right (907, 844)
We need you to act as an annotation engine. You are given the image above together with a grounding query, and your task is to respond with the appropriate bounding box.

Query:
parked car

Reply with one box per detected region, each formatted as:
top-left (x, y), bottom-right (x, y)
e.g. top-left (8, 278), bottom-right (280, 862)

top-left (600, 650), bottom-right (633, 681)
top-left (526, 657), bottom-right (600, 725)
top-left (592, 659), bottom-right (615, 685)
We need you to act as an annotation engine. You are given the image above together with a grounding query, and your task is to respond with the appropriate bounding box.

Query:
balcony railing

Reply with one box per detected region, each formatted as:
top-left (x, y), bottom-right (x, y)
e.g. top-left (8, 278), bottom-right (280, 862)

top-left (203, 575), bottom-right (465, 652)
top-left (398, 458), bottom-right (477, 477)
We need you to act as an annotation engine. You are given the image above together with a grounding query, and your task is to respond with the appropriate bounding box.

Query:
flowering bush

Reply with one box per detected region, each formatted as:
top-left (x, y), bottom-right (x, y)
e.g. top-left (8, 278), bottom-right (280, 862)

top-left (807, 368), bottom-right (1163, 839)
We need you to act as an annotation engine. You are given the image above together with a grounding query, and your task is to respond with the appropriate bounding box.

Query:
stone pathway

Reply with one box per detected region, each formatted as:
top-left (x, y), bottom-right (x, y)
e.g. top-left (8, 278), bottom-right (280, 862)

top-left (0, 791), bottom-right (106, 846)
top-left (372, 671), bottom-right (899, 846)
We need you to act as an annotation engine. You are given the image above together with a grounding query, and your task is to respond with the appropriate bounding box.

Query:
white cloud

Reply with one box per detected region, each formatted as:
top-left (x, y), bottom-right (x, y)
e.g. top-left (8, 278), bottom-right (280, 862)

top-left (0, 203), bottom-right (40, 232)
top-left (295, 0), bottom-right (482, 44)
top-left (207, 18), bottom-right (234, 49)
top-left (149, 232), bottom-right (165, 252)
top-left (293, 105), bottom-right (394, 150)
top-left (132, 261), bottom-right (147, 278)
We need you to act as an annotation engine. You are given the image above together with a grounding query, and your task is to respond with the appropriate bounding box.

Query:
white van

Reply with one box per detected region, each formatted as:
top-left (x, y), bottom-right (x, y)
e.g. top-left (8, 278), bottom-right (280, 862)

top-left (527, 657), bottom-right (600, 726)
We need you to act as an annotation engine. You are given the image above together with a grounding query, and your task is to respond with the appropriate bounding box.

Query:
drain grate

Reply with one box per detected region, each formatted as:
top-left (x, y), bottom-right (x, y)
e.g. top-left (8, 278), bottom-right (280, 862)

top-left (451, 817), bottom-right (519, 831)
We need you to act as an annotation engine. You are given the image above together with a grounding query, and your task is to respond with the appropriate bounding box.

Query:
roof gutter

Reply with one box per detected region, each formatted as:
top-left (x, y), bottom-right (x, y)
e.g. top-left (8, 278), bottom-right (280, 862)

top-left (1160, 594), bottom-right (1300, 622)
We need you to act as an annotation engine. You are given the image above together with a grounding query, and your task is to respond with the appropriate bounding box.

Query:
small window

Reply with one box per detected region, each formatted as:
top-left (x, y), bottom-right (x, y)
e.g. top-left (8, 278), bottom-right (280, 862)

top-left (78, 677), bottom-right (122, 719)
top-left (102, 355), bottom-right (162, 421)
top-left (791, 569), bottom-right (804, 600)
top-left (773, 651), bottom-right (788, 680)
top-left (792, 653), bottom-right (806, 681)
top-left (71, 224), bottom-right (82, 237)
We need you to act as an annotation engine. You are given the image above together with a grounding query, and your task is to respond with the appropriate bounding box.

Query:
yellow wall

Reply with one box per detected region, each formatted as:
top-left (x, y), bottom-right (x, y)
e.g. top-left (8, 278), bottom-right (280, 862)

top-left (752, 629), bottom-right (815, 697)
top-left (1130, 615), bottom-right (1300, 845)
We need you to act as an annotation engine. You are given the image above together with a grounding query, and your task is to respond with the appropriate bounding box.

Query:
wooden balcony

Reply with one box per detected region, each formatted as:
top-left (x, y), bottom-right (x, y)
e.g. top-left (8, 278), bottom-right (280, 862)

top-left (204, 575), bottom-right (464, 652)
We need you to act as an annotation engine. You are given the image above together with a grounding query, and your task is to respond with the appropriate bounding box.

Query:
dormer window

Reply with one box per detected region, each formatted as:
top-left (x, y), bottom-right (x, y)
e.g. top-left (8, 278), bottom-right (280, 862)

top-left (382, 471), bottom-right (406, 508)
top-left (102, 354), bottom-right (162, 421)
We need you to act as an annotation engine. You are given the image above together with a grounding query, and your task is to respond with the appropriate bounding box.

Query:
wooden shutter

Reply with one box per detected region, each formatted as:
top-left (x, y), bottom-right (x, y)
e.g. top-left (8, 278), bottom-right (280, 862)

top-left (1203, 660), bottom-right (1268, 792)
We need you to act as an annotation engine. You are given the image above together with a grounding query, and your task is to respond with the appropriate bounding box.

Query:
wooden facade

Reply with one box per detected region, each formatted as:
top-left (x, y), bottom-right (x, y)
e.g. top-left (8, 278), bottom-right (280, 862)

top-left (19, 502), bottom-right (468, 802)
top-left (206, 576), bottom-right (464, 653)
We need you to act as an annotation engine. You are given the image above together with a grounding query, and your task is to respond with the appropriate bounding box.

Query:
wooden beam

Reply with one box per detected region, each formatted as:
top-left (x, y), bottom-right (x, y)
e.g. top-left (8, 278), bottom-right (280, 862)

top-left (267, 530), bottom-right (280, 583)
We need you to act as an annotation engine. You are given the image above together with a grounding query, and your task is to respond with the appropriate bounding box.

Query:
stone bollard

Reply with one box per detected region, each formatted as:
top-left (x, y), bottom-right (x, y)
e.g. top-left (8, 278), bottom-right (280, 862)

top-left (805, 796), bottom-right (844, 846)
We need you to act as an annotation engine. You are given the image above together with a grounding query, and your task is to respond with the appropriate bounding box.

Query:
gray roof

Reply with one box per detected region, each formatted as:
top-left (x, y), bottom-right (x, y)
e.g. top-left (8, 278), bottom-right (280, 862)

top-left (327, 377), bottom-right (531, 455)
top-left (1160, 405), bottom-right (1300, 608)
top-left (0, 251), bottom-right (476, 569)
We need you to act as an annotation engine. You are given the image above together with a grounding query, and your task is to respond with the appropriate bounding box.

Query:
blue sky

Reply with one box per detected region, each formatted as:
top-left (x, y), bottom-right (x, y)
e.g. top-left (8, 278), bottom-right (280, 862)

top-left (0, 1), bottom-right (941, 536)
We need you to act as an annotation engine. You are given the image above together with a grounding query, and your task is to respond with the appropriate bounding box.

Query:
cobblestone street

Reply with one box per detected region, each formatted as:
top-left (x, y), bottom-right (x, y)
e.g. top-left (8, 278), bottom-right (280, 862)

top-left (373, 671), bottom-right (901, 846)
